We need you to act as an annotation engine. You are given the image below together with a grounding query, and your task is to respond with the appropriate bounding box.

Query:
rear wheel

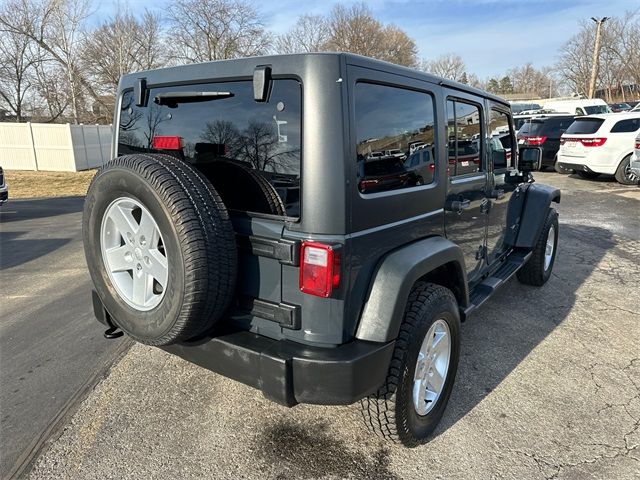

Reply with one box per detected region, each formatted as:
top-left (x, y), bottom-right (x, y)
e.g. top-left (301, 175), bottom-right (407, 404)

top-left (614, 155), bottom-right (639, 185)
top-left (577, 171), bottom-right (601, 180)
top-left (83, 154), bottom-right (237, 346)
top-left (360, 283), bottom-right (460, 447)
top-left (517, 208), bottom-right (558, 286)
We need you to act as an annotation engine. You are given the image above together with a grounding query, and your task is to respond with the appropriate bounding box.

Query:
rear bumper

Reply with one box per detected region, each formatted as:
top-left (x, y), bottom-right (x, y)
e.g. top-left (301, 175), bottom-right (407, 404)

top-left (557, 154), bottom-right (617, 175)
top-left (630, 157), bottom-right (640, 176)
top-left (556, 161), bottom-right (593, 173)
top-left (92, 291), bottom-right (395, 407)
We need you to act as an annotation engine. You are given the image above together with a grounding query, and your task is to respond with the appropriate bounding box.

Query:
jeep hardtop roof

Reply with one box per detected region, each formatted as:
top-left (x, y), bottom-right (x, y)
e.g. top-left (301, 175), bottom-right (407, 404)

top-left (117, 52), bottom-right (510, 108)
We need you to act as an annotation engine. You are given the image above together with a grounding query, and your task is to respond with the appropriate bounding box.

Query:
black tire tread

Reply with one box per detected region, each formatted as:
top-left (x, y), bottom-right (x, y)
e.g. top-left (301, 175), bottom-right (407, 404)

top-left (516, 208), bottom-right (558, 287)
top-left (360, 282), bottom-right (457, 446)
top-left (86, 154), bottom-right (237, 345)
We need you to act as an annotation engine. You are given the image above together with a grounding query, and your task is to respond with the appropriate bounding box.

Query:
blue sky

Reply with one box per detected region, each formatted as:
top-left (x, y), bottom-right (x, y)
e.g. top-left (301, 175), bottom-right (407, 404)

top-left (95, 0), bottom-right (638, 78)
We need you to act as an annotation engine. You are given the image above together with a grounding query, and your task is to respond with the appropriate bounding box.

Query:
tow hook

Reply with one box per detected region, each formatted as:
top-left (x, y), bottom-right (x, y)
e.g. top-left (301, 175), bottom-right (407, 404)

top-left (104, 326), bottom-right (124, 339)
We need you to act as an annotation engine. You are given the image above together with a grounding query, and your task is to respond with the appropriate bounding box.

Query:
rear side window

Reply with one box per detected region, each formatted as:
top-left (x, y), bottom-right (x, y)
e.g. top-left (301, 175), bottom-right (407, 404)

top-left (565, 118), bottom-right (605, 135)
top-left (117, 79), bottom-right (302, 217)
top-left (355, 83), bottom-right (436, 194)
top-left (446, 99), bottom-right (483, 176)
top-left (610, 118), bottom-right (640, 133)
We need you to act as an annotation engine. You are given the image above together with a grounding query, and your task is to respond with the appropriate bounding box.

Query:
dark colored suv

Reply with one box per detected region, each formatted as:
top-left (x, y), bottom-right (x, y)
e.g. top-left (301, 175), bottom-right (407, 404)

top-left (83, 53), bottom-right (560, 447)
top-left (517, 115), bottom-right (575, 170)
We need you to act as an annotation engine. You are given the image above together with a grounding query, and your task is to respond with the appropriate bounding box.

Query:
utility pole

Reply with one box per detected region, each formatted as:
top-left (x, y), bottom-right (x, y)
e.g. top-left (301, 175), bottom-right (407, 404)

top-left (588, 16), bottom-right (609, 99)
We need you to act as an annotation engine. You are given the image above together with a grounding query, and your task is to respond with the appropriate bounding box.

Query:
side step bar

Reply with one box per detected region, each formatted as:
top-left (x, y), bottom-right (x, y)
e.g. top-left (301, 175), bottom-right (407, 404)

top-left (464, 250), bottom-right (532, 317)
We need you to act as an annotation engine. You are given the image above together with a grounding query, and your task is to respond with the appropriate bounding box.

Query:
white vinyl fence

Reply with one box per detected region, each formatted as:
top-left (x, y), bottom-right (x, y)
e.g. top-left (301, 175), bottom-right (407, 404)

top-left (0, 122), bottom-right (112, 171)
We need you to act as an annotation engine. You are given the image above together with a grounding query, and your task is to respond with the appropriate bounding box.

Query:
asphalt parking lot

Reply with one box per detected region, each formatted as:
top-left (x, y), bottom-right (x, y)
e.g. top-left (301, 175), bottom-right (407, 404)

top-left (13, 173), bottom-right (640, 479)
top-left (0, 197), bottom-right (130, 479)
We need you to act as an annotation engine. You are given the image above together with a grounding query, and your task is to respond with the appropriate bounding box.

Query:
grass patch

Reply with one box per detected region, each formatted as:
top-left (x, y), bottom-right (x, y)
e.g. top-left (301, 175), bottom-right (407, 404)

top-left (5, 170), bottom-right (96, 199)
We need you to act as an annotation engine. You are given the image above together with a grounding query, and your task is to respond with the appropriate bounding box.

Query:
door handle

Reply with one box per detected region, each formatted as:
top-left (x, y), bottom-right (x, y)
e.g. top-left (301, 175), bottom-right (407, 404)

top-left (445, 199), bottom-right (471, 213)
top-left (489, 189), bottom-right (505, 199)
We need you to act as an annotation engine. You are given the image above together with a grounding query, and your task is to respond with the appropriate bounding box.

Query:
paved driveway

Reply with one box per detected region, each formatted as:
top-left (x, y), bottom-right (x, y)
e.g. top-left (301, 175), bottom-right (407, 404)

top-left (23, 174), bottom-right (640, 479)
top-left (0, 197), bottom-right (130, 479)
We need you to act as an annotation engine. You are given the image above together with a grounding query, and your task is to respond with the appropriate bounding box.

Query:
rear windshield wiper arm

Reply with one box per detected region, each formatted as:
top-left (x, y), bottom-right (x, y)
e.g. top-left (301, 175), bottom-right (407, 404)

top-left (154, 91), bottom-right (234, 107)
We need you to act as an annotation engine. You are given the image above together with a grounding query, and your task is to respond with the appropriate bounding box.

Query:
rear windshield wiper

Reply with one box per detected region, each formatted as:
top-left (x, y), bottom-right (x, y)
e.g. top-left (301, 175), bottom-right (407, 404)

top-left (154, 91), bottom-right (234, 107)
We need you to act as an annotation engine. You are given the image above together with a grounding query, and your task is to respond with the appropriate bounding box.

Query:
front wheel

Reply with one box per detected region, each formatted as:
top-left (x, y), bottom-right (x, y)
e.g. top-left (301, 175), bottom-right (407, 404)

top-left (360, 283), bottom-right (460, 447)
top-left (517, 208), bottom-right (559, 286)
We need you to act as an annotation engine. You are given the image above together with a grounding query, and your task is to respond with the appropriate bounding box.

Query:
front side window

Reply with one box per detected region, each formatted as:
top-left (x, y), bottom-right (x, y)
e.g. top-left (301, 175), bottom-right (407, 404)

top-left (447, 99), bottom-right (483, 176)
top-left (355, 82), bottom-right (436, 194)
top-left (118, 79), bottom-right (302, 217)
top-left (610, 118), bottom-right (640, 133)
top-left (489, 109), bottom-right (514, 170)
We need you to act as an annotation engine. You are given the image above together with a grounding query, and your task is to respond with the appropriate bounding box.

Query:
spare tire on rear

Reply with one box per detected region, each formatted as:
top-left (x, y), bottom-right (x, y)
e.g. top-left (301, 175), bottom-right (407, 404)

top-left (83, 153), bottom-right (237, 346)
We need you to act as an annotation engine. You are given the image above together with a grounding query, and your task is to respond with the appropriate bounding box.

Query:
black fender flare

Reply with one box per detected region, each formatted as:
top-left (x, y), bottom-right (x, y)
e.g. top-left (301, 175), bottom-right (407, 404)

top-left (514, 183), bottom-right (561, 249)
top-left (355, 236), bottom-right (468, 343)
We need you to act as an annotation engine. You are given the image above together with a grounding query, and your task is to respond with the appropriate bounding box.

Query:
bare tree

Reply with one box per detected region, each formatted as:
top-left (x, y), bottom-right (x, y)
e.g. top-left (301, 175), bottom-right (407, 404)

top-left (557, 22), bottom-right (595, 96)
top-left (0, 28), bottom-right (39, 121)
top-left (324, 3), bottom-right (417, 67)
top-left (0, 0), bottom-right (95, 123)
top-left (507, 63), bottom-right (557, 97)
top-left (32, 61), bottom-right (70, 122)
top-left (274, 14), bottom-right (329, 54)
top-left (201, 119), bottom-right (241, 156)
top-left (82, 10), bottom-right (166, 96)
top-left (421, 53), bottom-right (466, 81)
top-left (166, 0), bottom-right (271, 63)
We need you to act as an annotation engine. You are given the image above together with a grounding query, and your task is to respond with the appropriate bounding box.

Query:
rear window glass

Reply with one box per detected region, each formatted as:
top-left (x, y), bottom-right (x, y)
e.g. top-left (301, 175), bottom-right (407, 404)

top-left (118, 79), bottom-right (302, 217)
top-left (519, 120), bottom-right (545, 136)
top-left (355, 83), bottom-right (436, 194)
top-left (565, 118), bottom-right (605, 134)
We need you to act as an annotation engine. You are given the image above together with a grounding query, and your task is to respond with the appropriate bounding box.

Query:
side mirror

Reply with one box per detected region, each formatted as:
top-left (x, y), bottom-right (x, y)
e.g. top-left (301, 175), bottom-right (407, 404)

top-left (519, 146), bottom-right (541, 172)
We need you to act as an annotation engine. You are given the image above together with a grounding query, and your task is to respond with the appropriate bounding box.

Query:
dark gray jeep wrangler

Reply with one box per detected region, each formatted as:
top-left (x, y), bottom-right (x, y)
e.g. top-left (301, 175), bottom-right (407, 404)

top-left (84, 53), bottom-right (560, 446)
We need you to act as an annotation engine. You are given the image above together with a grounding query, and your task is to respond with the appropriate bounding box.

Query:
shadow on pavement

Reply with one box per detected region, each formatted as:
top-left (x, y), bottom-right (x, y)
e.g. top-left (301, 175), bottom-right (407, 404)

top-left (0, 231), bottom-right (72, 270)
top-left (433, 224), bottom-right (614, 437)
top-left (0, 196), bottom-right (84, 223)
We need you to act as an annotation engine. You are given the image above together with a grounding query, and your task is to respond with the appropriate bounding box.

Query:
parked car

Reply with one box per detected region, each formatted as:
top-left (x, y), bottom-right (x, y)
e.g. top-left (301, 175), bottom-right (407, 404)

top-left (408, 141), bottom-right (427, 155)
top-left (557, 113), bottom-right (640, 185)
top-left (0, 166), bottom-right (8, 204)
top-left (631, 103), bottom-right (640, 112)
top-left (544, 98), bottom-right (611, 116)
top-left (83, 53), bottom-right (561, 447)
top-left (630, 132), bottom-right (640, 178)
top-left (366, 151), bottom-right (385, 159)
top-left (517, 115), bottom-right (576, 170)
top-left (609, 102), bottom-right (632, 113)
top-left (385, 148), bottom-right (407, 160)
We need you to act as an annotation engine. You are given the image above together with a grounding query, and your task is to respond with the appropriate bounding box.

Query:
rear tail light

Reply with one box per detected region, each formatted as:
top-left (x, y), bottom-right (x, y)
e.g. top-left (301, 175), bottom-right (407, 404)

top-left (524, 136), bottom-right (547, 145)
top-left (299, 242), bottom-right (341, 298)
top-left (561, 137), bottom-right (608, 147)
top-left (635, 141), bottom-right (640, 149)
top-left (580, 137), bottom-right (607, 147)
top-left (152, 136), bottom-right (183, 150)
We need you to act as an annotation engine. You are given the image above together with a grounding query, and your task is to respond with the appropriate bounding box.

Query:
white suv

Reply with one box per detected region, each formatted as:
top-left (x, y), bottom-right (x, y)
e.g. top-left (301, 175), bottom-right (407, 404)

top-left (557, 113), bottom-right (640, 185)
